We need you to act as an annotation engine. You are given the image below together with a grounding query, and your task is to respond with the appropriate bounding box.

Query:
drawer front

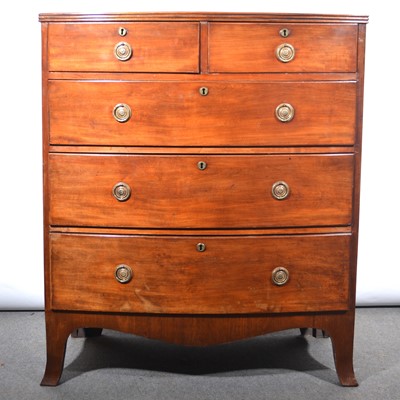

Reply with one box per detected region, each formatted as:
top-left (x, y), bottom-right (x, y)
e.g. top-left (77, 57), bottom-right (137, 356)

top-left (48, 81), bottom-right (356, 146)
top-left (50, 233), bottom-right (351, 314)
top-left (49, 154), bottom-right (353, 228)
top-left (209, 23), bottom-right (358, 72)
top-left (47, 23), bottom-right (200, 73)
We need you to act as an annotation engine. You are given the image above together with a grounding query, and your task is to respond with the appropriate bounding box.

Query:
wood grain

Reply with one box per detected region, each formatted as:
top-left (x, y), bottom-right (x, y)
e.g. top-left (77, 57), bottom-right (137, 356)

top-left (40, 309), bottom-right (357, 386)
top-left (40, 12), bottom-right (366, 387)
top-left (209, 23), bottom-right (358, 73)
top-left (39, 13), bottom-right (368, 24)
top-left (50, 233), bottom-right (351, 313)
top-left (48, 153), bottom-right (354, 228)
top-left (48, 22), bottom-right (199, 73)
top-left (48, 80), bottom-right (356, 146)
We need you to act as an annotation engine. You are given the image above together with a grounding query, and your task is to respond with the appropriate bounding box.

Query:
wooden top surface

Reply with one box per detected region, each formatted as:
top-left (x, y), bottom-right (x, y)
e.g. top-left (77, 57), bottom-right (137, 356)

top-left (39, 12), bottom-right (368, 24)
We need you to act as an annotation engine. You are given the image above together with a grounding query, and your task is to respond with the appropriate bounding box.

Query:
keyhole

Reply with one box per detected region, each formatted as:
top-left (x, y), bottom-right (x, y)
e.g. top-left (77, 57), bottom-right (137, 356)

top-left (197, 161), bottom-right (207, 170)
top-left (279, 28), bottom-right (291, 38)
top-left (199, 87), bottom-right (209, 96)
top-left (118, 27), bottom-right (128, 37)
top-left (196, 243), bottom-right (206, 252)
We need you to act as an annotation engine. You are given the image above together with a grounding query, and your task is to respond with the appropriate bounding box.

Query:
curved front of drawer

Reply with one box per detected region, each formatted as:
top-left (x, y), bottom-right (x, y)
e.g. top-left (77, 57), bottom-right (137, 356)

top-left (209, 23), bottom-right (358, 73)
top-left (47, 22), bottom-right (200, 73)
top-left (50, 233), bottom-right (351, 314)
top-left (48, 154), bottom-right (354, 228)
top-left (48, 80), bottom-right (356, 146)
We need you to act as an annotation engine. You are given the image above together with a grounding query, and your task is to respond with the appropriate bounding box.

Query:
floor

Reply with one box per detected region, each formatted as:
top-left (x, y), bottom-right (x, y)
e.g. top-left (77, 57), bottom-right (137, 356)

top-left (0, 308), bottom-right (399, 400)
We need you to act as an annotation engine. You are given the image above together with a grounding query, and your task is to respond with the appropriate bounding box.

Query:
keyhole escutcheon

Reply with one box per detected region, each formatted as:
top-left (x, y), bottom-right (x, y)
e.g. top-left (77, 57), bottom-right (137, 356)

top-left (118, 27), bottom-right (128, 37)
top-left (197, 161), bottom-right (207, 170)
top-left (196, 243), bottom-right (206, 252)
top-left (199, 87), bottom-right (209, 96)
top-left (279, 28), bottom-right (291, 38)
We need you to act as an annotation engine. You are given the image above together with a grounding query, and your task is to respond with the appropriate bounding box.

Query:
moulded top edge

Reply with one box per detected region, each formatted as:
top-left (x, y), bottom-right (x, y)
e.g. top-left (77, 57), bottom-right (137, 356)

top-left (38, 12), bottom-right (369, 24)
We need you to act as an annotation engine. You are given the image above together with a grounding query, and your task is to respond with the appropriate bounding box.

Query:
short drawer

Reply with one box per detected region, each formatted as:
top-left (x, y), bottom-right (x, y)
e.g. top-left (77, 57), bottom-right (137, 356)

top-left (48, 153), bottom-right (354, 229)
top-left (208, 23), bottom-right (358, 73)
top-left (50, 233), bottom-right (351, 314)
top-left (48, 80), bottom-right (356, 146)
top-left (47, 22), bottom-right (199, 73)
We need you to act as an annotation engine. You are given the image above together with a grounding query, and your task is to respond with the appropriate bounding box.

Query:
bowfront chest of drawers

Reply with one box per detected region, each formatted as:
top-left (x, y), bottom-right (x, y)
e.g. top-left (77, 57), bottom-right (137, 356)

top-left (39, 12), bottom-right (368, 386)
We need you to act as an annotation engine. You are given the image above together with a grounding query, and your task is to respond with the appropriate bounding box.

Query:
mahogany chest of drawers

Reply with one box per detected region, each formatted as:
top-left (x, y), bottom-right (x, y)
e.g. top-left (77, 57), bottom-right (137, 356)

top-left (39, 12), bottom-right (368, 386)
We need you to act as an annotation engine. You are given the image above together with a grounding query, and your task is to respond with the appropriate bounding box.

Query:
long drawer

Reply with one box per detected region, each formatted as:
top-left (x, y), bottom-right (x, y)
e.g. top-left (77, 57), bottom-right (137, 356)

top-left (47, 22), bottom-right (200, 73)
top-left (50, 233), bottom-right (351, 314)
top-left (48, 80), bottom-right (356, 146)
top-left (208, 23), bottom-right (358, 73)
top-left (48, 153), bottom-right (354, 228)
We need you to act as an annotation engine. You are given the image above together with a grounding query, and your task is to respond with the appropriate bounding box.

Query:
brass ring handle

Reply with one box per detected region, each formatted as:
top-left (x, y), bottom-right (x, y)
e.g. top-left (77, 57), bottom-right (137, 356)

top-left (275, 43), bottom-right (295, 63)
top-left (112, 182), bottom-right (131, 202)
top-left (115, 264), bottom-right (133, 284)
top-left (113, 103), bottom-right (132, 123)
top-left (114, 41), bottom-right (132, 61)
top-left (272, 267), bottom-right (289, 286)
top-left (275, 103), bottom-right (295, 122)
top-left (271, 181), bottom-right (290, 200)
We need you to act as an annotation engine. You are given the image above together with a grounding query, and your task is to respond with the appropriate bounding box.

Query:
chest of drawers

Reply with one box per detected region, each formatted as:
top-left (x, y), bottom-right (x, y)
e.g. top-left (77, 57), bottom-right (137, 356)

top-left (39, 12), bottom-right (367, 386)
